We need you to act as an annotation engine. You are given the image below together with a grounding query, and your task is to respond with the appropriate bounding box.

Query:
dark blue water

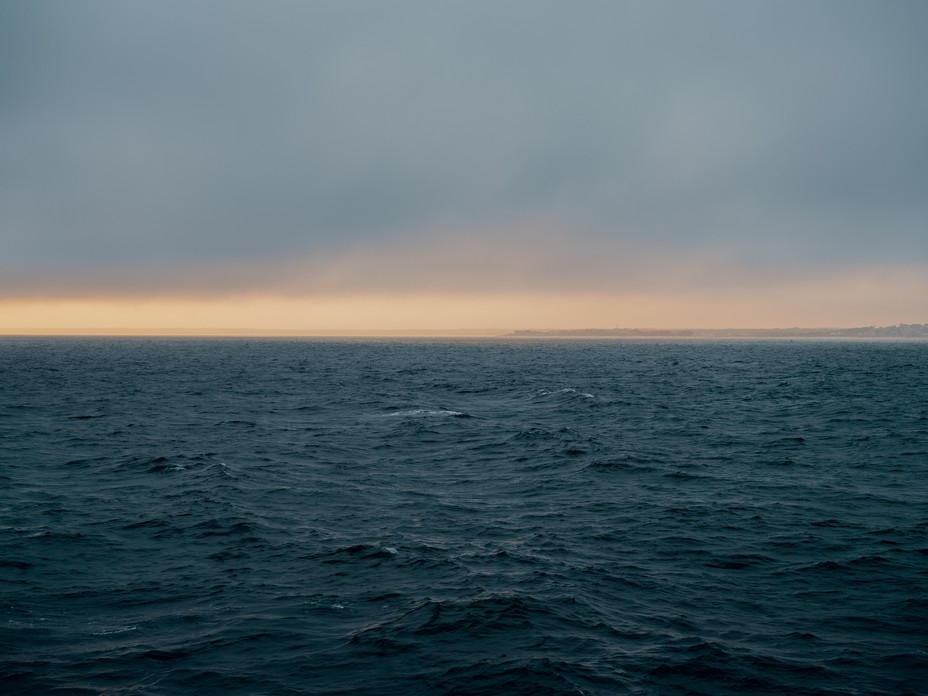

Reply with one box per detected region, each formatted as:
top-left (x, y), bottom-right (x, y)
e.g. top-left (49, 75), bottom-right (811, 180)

top-left (2, 338), bottom-right (926, 695)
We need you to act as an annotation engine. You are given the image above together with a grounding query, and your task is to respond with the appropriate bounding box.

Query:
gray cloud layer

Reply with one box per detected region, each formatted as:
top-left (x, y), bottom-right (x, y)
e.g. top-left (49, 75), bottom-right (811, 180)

top-left (2, 0), bottom-right (927, 295)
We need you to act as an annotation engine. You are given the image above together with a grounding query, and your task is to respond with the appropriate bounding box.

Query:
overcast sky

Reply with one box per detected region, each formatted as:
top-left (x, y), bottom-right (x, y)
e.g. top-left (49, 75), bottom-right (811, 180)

top-left (1, 1), bottom-right (926, 327)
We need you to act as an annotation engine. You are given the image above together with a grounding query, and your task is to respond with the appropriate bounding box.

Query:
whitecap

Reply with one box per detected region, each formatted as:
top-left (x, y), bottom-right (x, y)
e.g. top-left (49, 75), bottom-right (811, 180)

top-left (536, 388), bottom-right (595, 399)
top-left (557, 387), bottom-right (595, 398)
top-left (91, 625), bottom-right (139, 636)
top-left (384, 409), bottom-right (464, 418)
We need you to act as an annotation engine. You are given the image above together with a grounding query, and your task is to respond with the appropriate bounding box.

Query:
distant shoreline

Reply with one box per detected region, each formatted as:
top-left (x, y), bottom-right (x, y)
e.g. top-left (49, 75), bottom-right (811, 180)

top-left (508, 324), bottom-right (928, 339)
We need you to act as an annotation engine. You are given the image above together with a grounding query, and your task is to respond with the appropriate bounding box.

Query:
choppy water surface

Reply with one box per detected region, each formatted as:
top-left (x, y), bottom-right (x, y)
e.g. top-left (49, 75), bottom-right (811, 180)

top-left (1, 338), bottom-right (926, 695)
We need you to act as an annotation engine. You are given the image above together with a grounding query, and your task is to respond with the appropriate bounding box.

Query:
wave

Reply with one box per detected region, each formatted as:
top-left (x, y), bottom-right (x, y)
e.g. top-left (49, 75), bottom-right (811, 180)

top-left (381, 408), bottom-right (471, 418)
top-left (3, 338), bottom-right (926, 695)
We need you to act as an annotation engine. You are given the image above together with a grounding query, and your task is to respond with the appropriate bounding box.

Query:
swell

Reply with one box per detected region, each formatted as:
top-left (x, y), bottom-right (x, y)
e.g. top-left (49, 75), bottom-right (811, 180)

top-left (1, 338), bottom-right (926, 695)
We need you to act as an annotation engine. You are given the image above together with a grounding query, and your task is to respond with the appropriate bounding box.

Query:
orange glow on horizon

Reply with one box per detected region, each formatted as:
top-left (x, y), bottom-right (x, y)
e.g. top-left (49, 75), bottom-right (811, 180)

top-left (1, 266), bottom-right (926, 335)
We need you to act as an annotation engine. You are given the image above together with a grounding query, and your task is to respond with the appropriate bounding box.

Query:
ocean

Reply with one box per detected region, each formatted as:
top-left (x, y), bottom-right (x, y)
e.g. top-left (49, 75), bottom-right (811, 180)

top-left (1, 337), bottom-right (926, 695)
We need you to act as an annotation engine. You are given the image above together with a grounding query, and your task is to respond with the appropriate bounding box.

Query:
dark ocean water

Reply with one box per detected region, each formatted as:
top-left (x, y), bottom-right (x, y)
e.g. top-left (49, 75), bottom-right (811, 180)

top-left (1, 338), bottom-right (927, 695)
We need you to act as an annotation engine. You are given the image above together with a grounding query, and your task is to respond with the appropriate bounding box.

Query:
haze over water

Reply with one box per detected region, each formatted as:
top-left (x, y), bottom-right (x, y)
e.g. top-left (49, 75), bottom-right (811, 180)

top-left (2, 338), bottom-right (926, 694)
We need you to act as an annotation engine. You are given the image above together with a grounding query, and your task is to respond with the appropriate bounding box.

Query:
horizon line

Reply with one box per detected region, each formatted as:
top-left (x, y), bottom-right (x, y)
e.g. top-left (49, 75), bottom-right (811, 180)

top-left (1, 323), bottom-right (926, 338)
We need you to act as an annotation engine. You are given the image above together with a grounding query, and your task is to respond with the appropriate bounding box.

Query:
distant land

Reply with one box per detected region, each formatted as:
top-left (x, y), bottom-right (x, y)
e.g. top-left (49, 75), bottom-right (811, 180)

top-left (509, 324), bottom-right (928, 338)
top-left (1, 324), bottom-right (927, 337)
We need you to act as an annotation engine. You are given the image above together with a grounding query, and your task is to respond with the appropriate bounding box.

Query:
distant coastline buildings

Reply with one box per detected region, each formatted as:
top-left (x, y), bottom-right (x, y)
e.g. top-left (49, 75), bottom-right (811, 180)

top-left (509, 324), bottom-right (928, 338)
